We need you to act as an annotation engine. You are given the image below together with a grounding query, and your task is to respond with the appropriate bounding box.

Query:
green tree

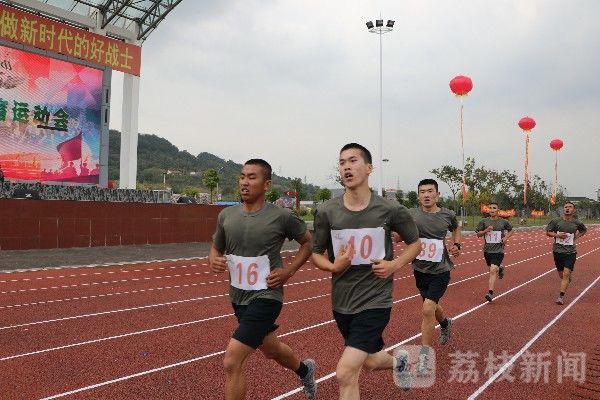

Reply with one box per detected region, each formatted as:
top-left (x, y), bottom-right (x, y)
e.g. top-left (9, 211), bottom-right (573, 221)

top-left (406, 191), bottom-right (419, 208)
top-left (316, 188), bottom-right (332, 202)
top-left (430, 165), bottom-right (462, 203)
top-left (182, 186), bottom-right (199, 197)
top-left (202, 168), bottom-right (219, 203)
top-left (266, 187), bottom-right (282, 203)
top-left (395, 189), bottom-right (405, 205)
top-left (290, 178), bottom-right (305, 200)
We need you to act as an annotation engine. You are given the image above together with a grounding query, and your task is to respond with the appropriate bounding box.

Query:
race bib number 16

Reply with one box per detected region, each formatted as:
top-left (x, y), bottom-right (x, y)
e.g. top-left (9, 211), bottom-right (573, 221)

top-left (331, 227), bottom-right (386, 265)
top-left (226, 254), bottom-right (270, 291)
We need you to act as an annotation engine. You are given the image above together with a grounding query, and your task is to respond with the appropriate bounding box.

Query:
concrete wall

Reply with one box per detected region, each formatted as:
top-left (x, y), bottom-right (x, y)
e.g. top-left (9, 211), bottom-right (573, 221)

top-left (0, 199), bottom-right (224, 250)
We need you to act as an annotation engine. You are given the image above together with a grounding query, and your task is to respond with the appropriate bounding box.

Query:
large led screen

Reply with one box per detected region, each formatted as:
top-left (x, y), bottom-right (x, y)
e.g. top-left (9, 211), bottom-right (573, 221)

top-left (0, 44), bottom-right (103, 184)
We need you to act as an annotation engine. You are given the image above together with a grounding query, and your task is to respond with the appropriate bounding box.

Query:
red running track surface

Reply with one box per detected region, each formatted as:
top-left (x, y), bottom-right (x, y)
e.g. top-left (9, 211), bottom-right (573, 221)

top-left (1, 227), bottom-right (599, 400)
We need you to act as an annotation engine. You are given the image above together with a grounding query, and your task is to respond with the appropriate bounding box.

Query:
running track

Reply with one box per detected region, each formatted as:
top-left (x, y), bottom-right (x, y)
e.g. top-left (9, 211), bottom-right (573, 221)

top-left (1, 227), bottom-right (599, 399)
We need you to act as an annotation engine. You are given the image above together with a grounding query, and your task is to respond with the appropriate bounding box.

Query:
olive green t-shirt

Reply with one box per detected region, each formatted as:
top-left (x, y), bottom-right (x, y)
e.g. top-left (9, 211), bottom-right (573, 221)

top-left (475, 217), bottom-right (513, 253)
top-left (312, 194), bottom-right (419, 314)
top-left (546, 218), bottom-right (587, 253)
top-left (213, 202), bottom-right (307, 305)
top-left (409, 207), bottom-right (458, 274)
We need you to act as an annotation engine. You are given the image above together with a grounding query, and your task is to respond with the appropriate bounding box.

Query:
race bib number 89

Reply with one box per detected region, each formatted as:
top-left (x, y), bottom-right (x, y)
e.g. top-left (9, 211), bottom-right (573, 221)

top-left (485, 231), bottom-right (502, 244)
top-left (331, 227), bottom-right (386, 265)
top-left (416, 238), bottom-right (444, 262)
top-left (556, 232), bottom-right (574, 246)
top-left (226, 254), bottom-right (270, 291)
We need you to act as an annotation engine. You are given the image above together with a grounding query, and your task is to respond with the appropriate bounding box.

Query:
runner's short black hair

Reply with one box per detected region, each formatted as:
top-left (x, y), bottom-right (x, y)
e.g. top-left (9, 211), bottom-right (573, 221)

top-left (244, 159), bottom-right (272, 180)
top-left (340, 143), bottom-right (372, 164)
top-left (488, 201), bottom-right (499, 207)
top-left (564, 201), bottom-right (575, 207)
top-left (417, 179), bottom-right (439, 192)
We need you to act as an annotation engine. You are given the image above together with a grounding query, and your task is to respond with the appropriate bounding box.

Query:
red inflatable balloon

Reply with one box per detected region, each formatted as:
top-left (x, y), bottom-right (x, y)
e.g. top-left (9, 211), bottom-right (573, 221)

top-left (550, 139), bottom-right (564, 151)
top-left (449, 75), bottom-right (473, 96)
top-left (518, 116), bottom-right (536, 131)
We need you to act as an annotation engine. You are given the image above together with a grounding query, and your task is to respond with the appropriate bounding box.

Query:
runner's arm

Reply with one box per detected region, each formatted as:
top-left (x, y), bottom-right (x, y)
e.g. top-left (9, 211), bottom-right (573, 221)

top-left (449, 226), bottom-right (462, 257)
top-left (371, 239), bottom-right (421, 278)
top-left (208, 244), bottom-right (228, 273)
top-left (312, 245), bottom-right (353, 273)
top-left (267, 231), bottom-right (313, 288)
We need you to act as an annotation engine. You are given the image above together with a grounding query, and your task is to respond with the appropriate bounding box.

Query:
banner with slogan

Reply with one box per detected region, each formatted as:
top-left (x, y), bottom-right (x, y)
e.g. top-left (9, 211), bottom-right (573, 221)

top-left (530, 210), bottom-right (545, 217)
top-left (480, 204), bottom-right (516, 218)
top-left (0, 44), bottom-right (103, 184)
top-left (0, 4), bottom-right (141, 75)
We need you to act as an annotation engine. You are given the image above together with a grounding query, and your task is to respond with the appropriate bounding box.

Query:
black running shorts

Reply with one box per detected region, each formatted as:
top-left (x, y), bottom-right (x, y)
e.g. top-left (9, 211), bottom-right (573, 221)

top-left (553, 252), bottom-right (576, 271)
top-left (333, 307), bottom-right (391, 354)
top-left (414, 270), bottom-right (451, 303)
top-left (484, 252), bottom-right (504, 267)
top-left (232, 298), bottom-right (282, 349)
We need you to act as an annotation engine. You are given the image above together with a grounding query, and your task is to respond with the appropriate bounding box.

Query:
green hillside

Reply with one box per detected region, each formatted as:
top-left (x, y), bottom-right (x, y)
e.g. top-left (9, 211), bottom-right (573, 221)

top-left (108, 130), bottom-right (319, 199)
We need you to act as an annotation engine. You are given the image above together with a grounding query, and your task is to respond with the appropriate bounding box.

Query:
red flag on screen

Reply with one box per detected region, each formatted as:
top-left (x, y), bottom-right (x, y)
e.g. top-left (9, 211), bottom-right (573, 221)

top-left (56, 132), bottom-right (82, 162)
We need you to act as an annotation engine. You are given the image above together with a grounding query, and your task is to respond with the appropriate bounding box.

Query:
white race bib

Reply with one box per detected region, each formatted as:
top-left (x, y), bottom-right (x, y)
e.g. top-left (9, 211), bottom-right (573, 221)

top-left (485, 231), bottom-right (502, 244)
top-left (555, 232), bottom-right (574, 246)
top-left (331, 227), bottom-right (385, 265)
top-left (416, 238), bottom-right (444, 262)
top-left (226, 254), bottom-right (270, 291)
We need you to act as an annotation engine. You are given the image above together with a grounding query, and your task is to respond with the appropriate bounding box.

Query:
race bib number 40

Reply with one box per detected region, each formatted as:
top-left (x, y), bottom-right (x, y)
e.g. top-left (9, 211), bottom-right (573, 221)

top-left (226, 254), bottom-right (270, 291)
top-left (556, 232), bottom-right (574, 246)
top-left (331, 227), bottom-right (386, 265)
top-left (485, 230), bottom-right (502, 244)
top-left (416, 238), bottom-right (444, 262)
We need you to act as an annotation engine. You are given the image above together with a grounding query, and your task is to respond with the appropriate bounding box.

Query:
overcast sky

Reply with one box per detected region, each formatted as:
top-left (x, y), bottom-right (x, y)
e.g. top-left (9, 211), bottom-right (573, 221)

top-left (109, 0), bottom-right (599, 199)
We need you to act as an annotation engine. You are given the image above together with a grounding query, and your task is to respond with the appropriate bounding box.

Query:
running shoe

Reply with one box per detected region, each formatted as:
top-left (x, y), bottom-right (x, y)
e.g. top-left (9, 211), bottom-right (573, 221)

top-left (485, 293), bottom-right (493, 302)
top-left (393, 349), bottom-right (412, 391)
top-left (300, 359), bottom-right (317, 399)
top-left (439, 317), bottom-right (453, 345)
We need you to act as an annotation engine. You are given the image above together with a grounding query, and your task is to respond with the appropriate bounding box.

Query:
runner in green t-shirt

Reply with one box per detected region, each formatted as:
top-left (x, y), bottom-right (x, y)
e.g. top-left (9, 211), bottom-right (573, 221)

top-left (312, 143), bottom-right (421, 395)
top-left (408, 178), bottom-right (462, 375)
top-left (475, 202), bottom-right (514, 302)
top-left (209, 159), bottom-right (316, 400)
top-left (545, 201), bottom-right (587, 305)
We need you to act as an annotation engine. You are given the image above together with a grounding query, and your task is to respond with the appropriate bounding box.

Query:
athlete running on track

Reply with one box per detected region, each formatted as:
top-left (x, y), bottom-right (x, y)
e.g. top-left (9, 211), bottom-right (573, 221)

top-left (311, 143), bottom-right (421, 397)
top-left (546, 201), bottom-right (587, 305)
top-left (209, 159), bottom-right (317, 400)
top-left (475, 202), bottom-right (513, 302)
top-left (408, 178), bottom-right (461, 375)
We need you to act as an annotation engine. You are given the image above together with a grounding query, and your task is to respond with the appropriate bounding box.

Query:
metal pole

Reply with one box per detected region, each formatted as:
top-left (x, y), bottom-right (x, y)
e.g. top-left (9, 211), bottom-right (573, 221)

top-left (378, 31), bottom-right (383, 196)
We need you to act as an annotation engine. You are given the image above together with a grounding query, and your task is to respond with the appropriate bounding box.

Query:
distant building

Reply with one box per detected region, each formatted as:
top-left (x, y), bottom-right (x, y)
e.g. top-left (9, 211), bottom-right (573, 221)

top-left (383, 188), bottom-right (398, 202)
top-left (565, 196), bottom-right (595, 205)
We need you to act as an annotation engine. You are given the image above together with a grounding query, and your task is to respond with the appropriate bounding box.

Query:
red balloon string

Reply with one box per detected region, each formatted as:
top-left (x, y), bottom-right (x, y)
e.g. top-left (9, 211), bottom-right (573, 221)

top-left (459, 99), bottom-right (467, 201)
top-left (552, 150), bottom-right (559, 204)
top-left (524, 133), bottom-right (529, 206)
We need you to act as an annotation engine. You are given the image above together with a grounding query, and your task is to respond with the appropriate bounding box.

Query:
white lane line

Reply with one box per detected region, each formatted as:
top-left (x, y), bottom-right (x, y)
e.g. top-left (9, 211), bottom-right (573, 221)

top-left (271, 246), bottom-right (600, 399)
top-left (3, 232), bottom-right (502, 277)
top-left (467, 274), bottom-right (600, 399)
top-left (0, 230), bottom-right (538, 285)
top-left (0, 272), bottom-right (209, 294)
top-left (0, 233), bottom-right (555, 298)
top-left (0, 294), bottom-right (228, 331)
top-left (3, 235), bottom-right (597, 325)
top-left (37, 244), bottom-right (598, 400)
top-left (0, 277), bottom-right (332, 329)
top-left (0, 257), bottom-right (209, 275)
top-left (1, 294), bottom-right (331, 362)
